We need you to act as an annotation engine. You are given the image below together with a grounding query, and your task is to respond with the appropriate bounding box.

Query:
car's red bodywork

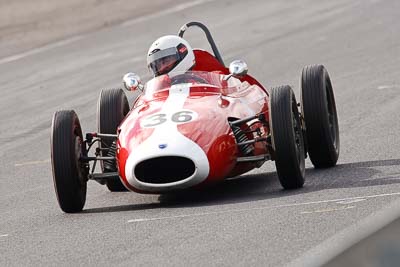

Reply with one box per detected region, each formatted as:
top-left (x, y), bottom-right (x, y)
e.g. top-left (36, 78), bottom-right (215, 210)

top-left (116, 50), bottom-right (271, 193)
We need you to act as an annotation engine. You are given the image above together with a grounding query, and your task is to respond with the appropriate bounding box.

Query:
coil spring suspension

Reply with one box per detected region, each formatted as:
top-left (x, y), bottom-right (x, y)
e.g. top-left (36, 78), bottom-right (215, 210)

top-left (103, 141), bottom-right (117, 171)
top-left (232, 125), bottom-right (254, 156)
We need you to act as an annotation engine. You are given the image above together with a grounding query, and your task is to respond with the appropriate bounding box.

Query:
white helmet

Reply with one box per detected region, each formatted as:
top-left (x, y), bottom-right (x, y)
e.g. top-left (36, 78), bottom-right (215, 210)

top-left (147, 35), bottom-right (195, 77)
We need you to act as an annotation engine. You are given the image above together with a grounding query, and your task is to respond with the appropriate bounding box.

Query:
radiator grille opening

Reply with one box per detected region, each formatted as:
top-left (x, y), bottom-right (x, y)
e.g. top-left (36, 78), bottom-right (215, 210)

top-left (135, 156), bottom-right (196, 184)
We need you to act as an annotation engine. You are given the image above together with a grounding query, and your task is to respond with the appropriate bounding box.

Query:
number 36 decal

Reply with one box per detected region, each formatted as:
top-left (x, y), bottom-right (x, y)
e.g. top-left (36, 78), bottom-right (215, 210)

top-left (141, 110), bottom-right (198, 128)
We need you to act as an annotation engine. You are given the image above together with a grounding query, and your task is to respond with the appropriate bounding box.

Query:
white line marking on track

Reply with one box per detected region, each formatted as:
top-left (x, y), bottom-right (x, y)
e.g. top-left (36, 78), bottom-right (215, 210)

top-left (336, 198), bottom-right (366, 205)
top-left (128, 219), bottom-right (149, 223)
top-left (377, 85), bottom-right (396, 90)
top-left (15, 159), bottom-right (50, 167)
top-left (0, 234), bottom-right (9, 238)
top-left (300, 206), bottom-right (355, 214)
top-left (279, 192), bottom-right (400, 207)
top-left (128, 212), bottom-right (224, 223)
top-left (127, 192), bottom-right (400, 223)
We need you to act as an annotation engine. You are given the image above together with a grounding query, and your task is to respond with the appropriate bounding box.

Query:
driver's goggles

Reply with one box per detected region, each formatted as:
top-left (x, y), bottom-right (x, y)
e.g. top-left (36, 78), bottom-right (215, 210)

top-left (148, 47), bottom-right (178, 63)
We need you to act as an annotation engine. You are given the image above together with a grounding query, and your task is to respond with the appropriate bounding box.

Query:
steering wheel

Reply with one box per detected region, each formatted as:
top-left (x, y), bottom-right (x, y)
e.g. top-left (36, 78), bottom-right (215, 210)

top-left (171, 73), bottom-right (209, 85)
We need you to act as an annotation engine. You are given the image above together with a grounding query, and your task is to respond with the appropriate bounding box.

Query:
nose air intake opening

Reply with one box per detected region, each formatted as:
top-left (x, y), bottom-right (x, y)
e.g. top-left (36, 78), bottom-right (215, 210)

top-left (134, 156), bottom-right (196, 184)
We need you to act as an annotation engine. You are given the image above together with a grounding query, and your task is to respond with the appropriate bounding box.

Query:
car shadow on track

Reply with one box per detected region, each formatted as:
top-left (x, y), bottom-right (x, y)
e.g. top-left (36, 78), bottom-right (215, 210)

top-left (81, 202), bottom-right (162, 214)
top-left (83, 158), bottom-right (400, 213)
top-left (305, 158), bottom-right (400, 190)
top-left (159, 158), bottom-right (400, 207)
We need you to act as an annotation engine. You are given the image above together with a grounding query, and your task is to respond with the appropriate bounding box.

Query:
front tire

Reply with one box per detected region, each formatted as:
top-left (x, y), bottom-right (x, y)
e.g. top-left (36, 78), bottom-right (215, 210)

top-left (51, 110), bottom-right (87, 213)
top-left (97, 88), bottom-right (130, 192)
top-left (301, 65), bottom-right (339, 168)
top-left (270, 85), bottom-right (305, 189)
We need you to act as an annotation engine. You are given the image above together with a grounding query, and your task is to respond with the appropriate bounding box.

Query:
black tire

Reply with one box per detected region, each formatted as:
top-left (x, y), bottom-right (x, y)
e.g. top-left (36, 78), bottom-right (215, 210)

top-left (301, 65), bottom-right (339, 168)
top-left (51, 110), bottom-right (87, 213)
top-left (270, 85), bottom-right (305, 189)
top-left (97, 88), bottom-right (130, 191)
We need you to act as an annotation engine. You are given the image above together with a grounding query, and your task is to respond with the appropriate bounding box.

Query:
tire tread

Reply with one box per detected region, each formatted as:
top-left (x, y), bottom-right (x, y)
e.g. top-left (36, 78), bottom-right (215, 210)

top-left (51, 110), bottom-right (86, 213)
top-left (97, 88), bottom-right (129, 191)
top-left (301, 65), bottom-right (339, 168)
top-left (270, 85), bottom-right (305, 189)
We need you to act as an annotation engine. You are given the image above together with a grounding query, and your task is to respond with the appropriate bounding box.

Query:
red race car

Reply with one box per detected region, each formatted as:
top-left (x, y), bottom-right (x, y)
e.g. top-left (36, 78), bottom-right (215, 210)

top-left (51, 22), bottom-right (339, 213)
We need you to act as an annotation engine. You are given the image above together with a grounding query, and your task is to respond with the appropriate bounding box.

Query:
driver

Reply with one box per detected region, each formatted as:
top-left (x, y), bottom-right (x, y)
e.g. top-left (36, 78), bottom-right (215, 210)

top-left (146, 35), bottom-right (242, 89)
top-left (147, 35), bottom-right (195, 77)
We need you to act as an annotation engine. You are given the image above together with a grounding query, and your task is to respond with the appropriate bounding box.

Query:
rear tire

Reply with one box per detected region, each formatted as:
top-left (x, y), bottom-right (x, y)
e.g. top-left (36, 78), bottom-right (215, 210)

top-left (301, 65), bottom-right (339, 168)
top-left (51, 110), bottom-right (87, 213)
top-left (270, 85), bottom-right (305, 189)
top-left (97, 88), bottom-right (130, 192)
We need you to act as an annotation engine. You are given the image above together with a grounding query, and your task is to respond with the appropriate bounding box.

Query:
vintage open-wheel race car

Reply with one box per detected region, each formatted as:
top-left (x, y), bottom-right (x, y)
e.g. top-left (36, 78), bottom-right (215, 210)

top-left (50, 22), bottom-right (339, 213)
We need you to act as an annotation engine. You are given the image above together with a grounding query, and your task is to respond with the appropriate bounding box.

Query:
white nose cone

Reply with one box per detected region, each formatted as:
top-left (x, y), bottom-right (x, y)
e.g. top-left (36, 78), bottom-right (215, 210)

top-left (125, 84), bottom-right (210, 192)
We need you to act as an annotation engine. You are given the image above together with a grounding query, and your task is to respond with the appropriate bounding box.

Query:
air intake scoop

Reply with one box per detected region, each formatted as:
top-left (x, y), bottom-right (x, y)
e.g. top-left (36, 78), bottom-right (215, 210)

top-left (135, 156), bottom-right (196, 184)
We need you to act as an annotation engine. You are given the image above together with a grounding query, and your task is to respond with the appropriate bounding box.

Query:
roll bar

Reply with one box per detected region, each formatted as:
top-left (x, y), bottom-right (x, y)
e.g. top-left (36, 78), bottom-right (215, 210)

top-left (178, 21), bottom-right (225, 67)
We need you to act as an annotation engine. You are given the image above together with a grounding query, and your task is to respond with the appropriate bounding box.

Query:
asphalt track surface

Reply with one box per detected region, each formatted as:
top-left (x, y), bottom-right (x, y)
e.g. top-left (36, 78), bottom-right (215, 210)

top-left (1, 0), bottom-right (400, 266)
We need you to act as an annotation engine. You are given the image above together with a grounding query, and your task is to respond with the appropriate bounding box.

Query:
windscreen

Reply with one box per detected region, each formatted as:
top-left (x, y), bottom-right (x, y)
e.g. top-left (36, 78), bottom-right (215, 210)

top-left (144, 71), bottom-right (248, 97)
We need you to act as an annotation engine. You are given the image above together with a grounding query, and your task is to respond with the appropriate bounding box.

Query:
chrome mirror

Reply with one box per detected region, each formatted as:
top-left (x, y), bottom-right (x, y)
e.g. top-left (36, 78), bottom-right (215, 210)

top-left (228, 60), bottom-right (248, 78)
top-left (123, 72), bottom-right (144, 92)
